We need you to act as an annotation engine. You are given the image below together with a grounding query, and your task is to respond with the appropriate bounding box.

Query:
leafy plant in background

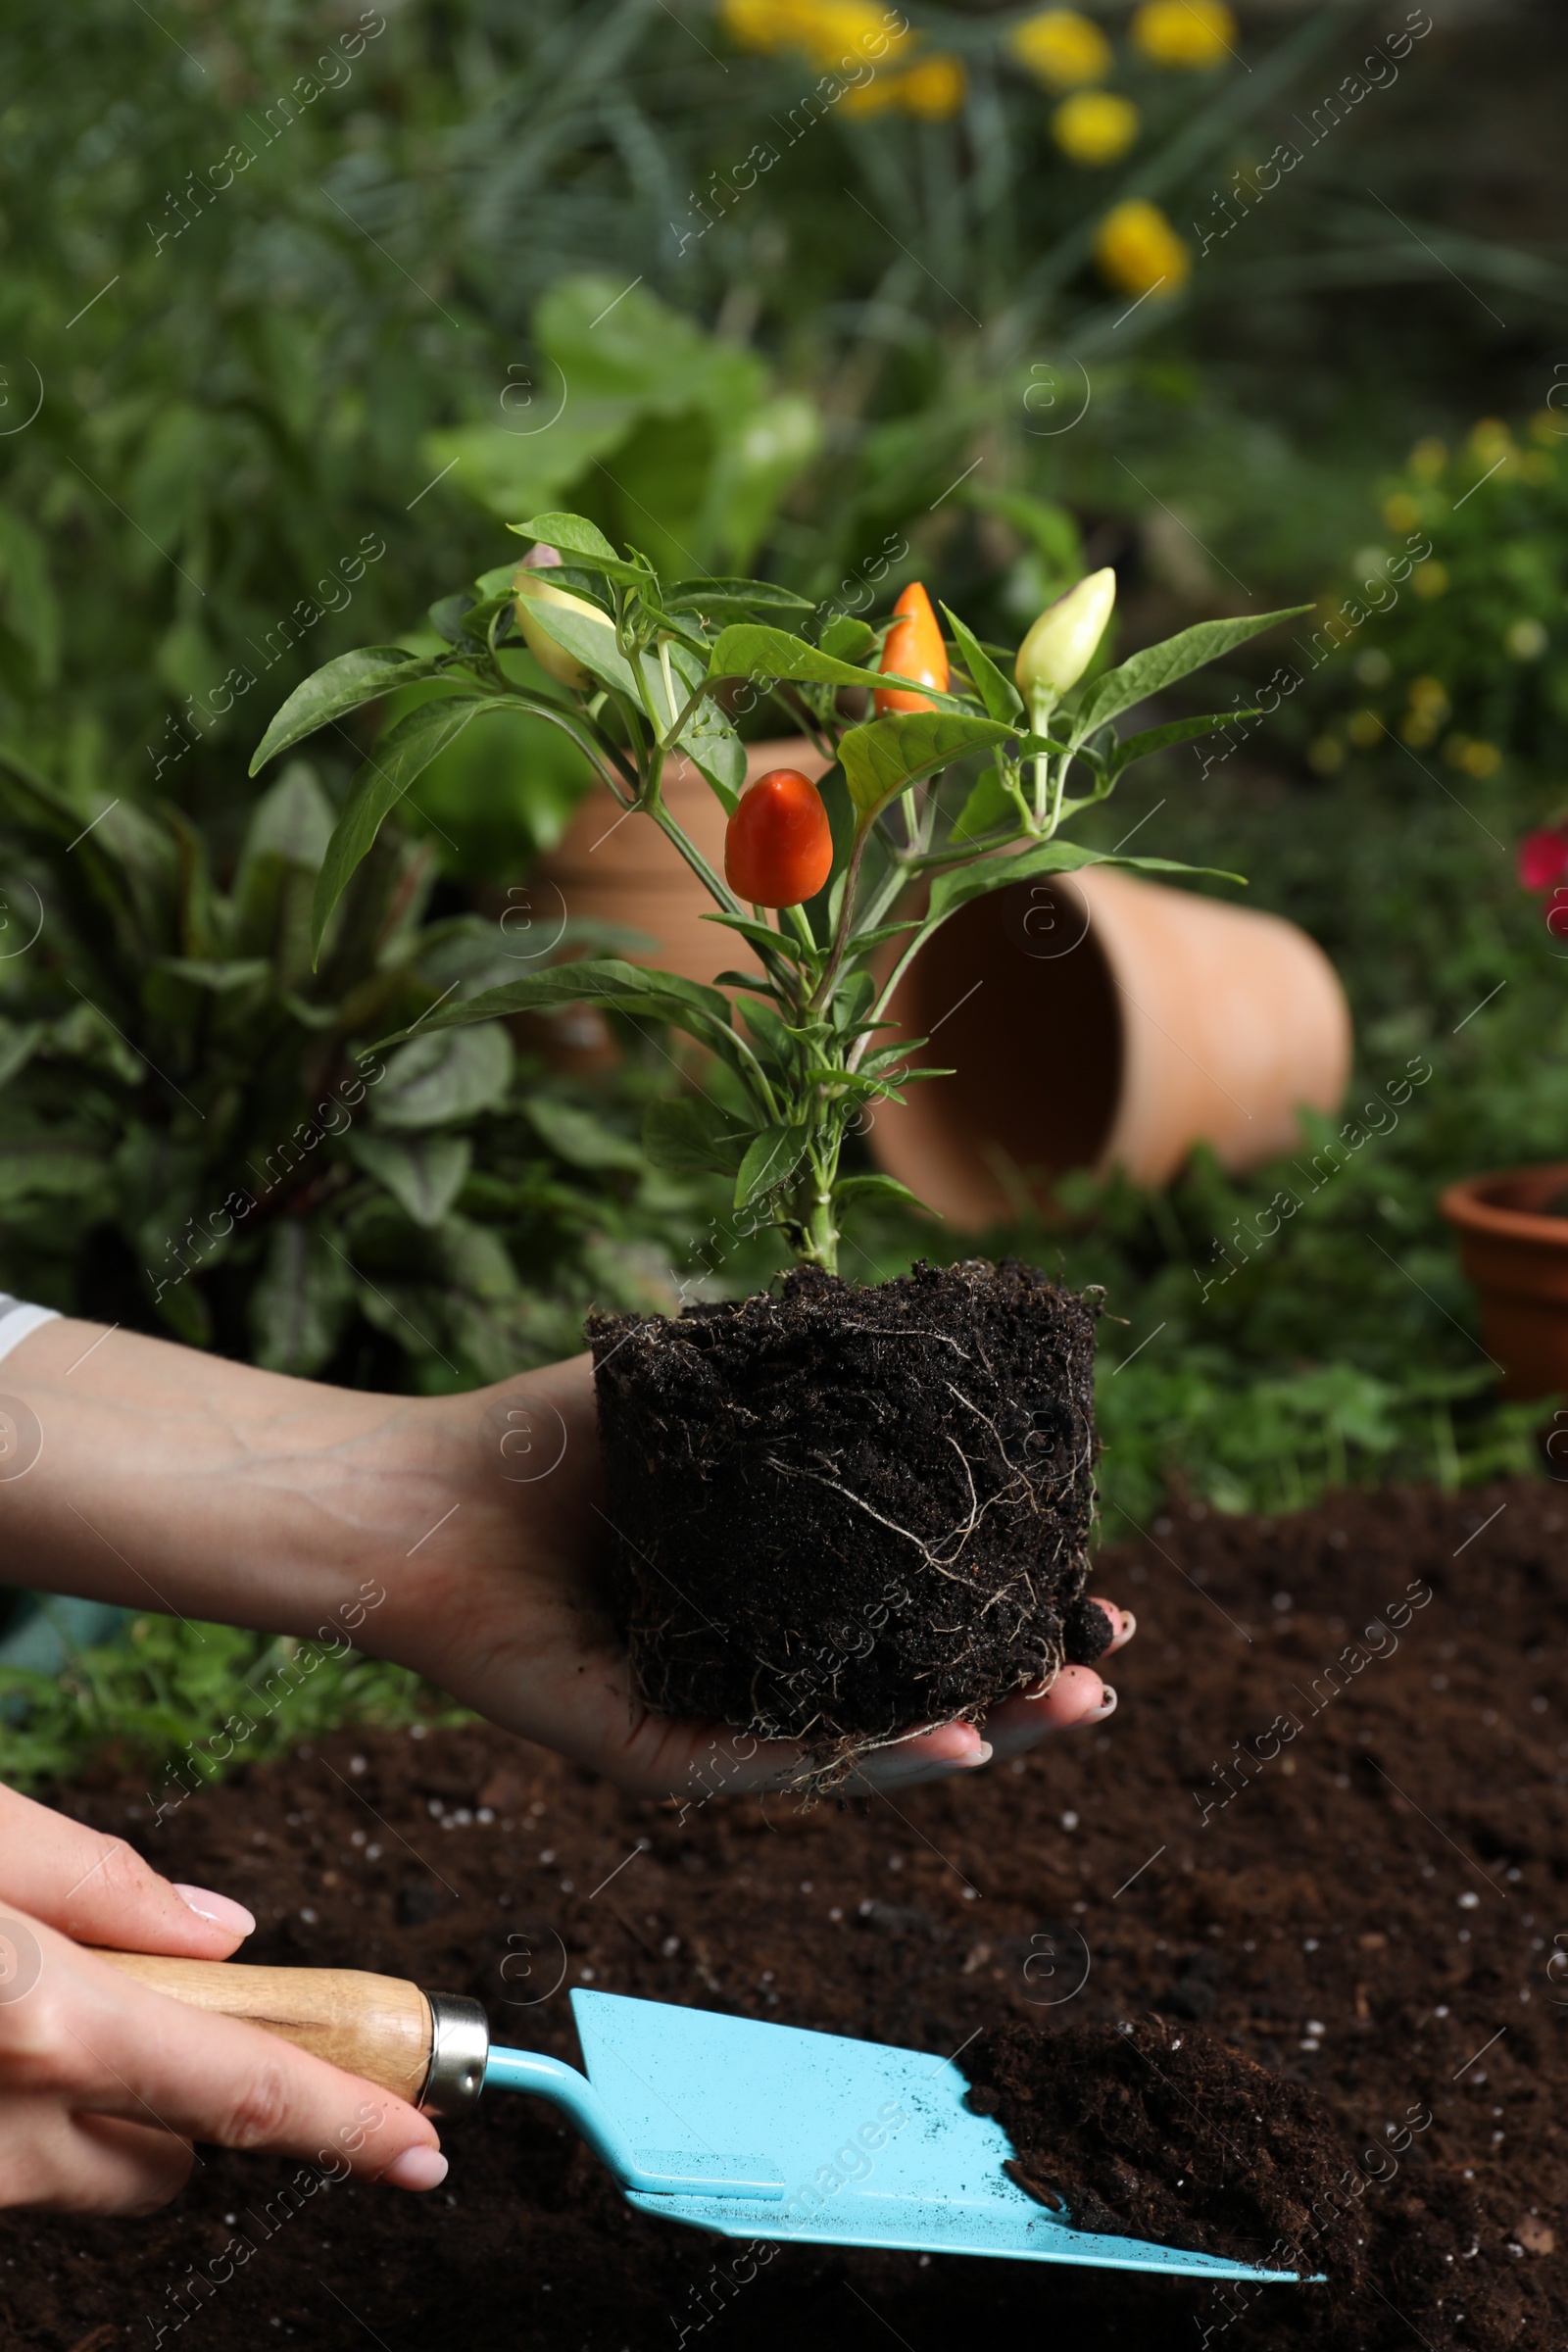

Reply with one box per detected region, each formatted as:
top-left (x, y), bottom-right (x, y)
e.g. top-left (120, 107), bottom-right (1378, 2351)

top-left (260, 509), bottom-right (1301, 1274)
top-left (2, 0), bottom-right (1547, 872)
top-left (0, 747), bottom-right (735, 1380)
top-left (0, 1613), bottom-right (462, 1793)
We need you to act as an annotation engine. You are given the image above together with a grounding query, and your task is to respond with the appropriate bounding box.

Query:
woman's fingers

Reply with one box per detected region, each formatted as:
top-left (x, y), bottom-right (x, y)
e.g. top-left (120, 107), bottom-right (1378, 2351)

top-left (603, 1595), bottom-right (1138, 1797)
top-left (0, 1784), bottom-right (253, 1959)
top-left (7, 1927), bottom-right (444, 2196)
top-left (977, 1664), bottom-right (1117, 1765)
top-left (1092, 1597), bottom-right (1137, 1656)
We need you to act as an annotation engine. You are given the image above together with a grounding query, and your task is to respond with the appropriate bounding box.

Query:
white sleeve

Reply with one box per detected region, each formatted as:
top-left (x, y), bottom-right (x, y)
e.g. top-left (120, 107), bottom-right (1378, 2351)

top-left (0, 1297), bottom-right (60, 1362)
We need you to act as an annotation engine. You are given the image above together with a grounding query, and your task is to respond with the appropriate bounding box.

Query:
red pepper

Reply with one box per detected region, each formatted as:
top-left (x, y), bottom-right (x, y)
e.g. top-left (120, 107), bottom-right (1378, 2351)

top-left (724, 768), bottom-right (834, 907)
top-left (875, 581), bottom-right (950, 715)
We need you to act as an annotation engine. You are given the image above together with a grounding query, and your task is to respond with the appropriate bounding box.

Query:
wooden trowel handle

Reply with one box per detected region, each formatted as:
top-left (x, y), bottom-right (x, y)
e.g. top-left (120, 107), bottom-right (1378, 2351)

top-left (94, 1950), bottom-right (436, 2104)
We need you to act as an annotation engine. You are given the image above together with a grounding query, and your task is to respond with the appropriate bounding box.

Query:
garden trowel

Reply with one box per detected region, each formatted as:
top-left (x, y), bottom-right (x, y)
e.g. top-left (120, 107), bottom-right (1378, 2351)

top-left (100, 1952), bottom-right (1312, 2285)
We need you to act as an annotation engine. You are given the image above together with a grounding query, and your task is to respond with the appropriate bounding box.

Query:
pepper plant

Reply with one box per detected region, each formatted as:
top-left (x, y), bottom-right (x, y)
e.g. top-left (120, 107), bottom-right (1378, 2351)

top-left (253, 514), bottom-right (1304, 1275)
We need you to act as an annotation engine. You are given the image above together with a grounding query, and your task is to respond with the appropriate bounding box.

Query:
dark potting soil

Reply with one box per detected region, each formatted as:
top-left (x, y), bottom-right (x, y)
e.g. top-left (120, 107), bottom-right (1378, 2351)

top-left (7, 1472), bottom-right (1568, 2352)
top-left (963, 2015), bottom-right (1366, 2283)
top-left (588, 1260), bottom-right (1101, 1751)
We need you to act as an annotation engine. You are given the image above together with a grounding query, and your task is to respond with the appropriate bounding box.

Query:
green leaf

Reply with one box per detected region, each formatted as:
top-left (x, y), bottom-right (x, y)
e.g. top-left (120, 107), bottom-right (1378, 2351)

top-left (839, 711), bottom-right (1016, 826)
top-left (310, 696), bottom-right (519, 963)
top-left (511, 511), bottom-right (649, 588)
top-left (662, 642), bottom-right (746, 808)
top-left (1075, 607), bottom-right (1311, 735)
top-left (940, 604), bottom-right (1023, 725)
top-left (710, 623), bottom-right (887, 692)
top-left (1108, 708), bottom-right (1262, 777)
top-left (951, 764), bottom-right (1017, 844)
top-left (833, 1172), bottom-right (925, 1213)
top-left (372, 1023), bottom-right (514, 1128)
top-left (249, 1222), bottom-right (353, 1376)
top-left (250, 649), bottom-right (441, 777)
top-left (643, 1096), bottom-right (751, 1176)
top-left (820, 615), bottom-right (877, 663)
top-left (525, 1096), bottom-right (645, 1170)
top-left (734, 1122), bottom-right (809, 1210)
top-left (348, 1132), bottom-right (472, 1226)
top-left (0, 1020), bottom-right (43, 1090)
top-left (927, 841), bottom-right (1242, 925)
top-left (373, 958), bottom-right (735, 1049)
top-left (663, 578), bottom-right (816, 618)
top-left (153, 956), bottom-right (271, 993)
top-left (702, 909), bottom-right (815, 965)
top-left (739, 997), bottom-right (802, 1072)
top-left (428, 593), bottom-right (473, 646)
top-left (0, 1140), bottom-right (106, 1208)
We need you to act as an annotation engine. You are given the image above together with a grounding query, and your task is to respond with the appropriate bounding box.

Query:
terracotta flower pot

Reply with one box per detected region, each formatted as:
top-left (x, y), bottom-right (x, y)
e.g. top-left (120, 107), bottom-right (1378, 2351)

top-left (525, 737), bottom-right (830, 1067)
top-left (1440, 1164), bottom-right (1568, 1399)
top-left (866, 865), bottom-right (1352, 1224)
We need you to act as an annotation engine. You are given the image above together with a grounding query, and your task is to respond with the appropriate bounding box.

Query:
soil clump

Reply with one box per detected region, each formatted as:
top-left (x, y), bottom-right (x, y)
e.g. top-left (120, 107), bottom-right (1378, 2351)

top-left (588, 1259), bottom-right (1101, 1751)
top-left (963, 2015), bottom-right (1366, 2282)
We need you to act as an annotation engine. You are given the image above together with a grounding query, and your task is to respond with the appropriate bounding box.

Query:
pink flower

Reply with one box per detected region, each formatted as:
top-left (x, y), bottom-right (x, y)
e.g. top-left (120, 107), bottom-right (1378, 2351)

top-left (1518, 827), bottom-right (1568, 891)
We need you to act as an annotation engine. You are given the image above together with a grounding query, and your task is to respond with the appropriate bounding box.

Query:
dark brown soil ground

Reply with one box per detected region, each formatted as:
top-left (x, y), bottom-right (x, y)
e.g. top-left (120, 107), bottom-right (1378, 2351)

top-left (589, 1260), bottom-right (1102, 1750)
top-left (5, 1472), bottom-right (1567, 2351)
top-left (963, 2015), bottom-right (1368, 2284)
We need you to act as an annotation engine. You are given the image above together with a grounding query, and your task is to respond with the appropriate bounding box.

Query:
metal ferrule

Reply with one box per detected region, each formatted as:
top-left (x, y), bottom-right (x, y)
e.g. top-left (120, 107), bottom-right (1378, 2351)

top-left (420, 1991), bottom-right (490, 2117)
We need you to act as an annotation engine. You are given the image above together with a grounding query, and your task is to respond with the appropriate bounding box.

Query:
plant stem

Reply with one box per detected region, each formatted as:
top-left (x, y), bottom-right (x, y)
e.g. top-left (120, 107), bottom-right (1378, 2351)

top-left (789, 1144), bottom-right (842, 1275)
top-left (807, 823), bottom-right (871, 1014)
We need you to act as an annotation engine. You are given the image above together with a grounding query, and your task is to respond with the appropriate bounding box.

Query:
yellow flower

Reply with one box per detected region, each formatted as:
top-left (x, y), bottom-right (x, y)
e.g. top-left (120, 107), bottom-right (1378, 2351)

top-left (1347, 710), bottom-right (1384, 748)
top-left (1410, 561), bottom-right (1448, 600)
top-left (1382, 492), bottom-right (1422, 535)
top-left (1008, 9), bottom-right (1112, 90)
top-left (719, 0), bottom-right (909, 70)
top-left (841, 50), bottom-right (966, 117)
top-left (1131, 0), bottom-right (1237, 68)
top-left (1053, 90), bottom-right (1140, 165)
top-left (896, 53), bottom-right (967, 117)
top-left (1408, 676), bottom-right (1448, 715)
top-left (1307, 735), bottom-right (1344, 774)
top-left (1468, 416), bottom-right (1511, 463)
top-left (1408, 437), bottom-right (1447, 481)
top-left (1094, 199), bottom-right (1190, 297)
top-left (1444, 735), bottom-right (1501, 778)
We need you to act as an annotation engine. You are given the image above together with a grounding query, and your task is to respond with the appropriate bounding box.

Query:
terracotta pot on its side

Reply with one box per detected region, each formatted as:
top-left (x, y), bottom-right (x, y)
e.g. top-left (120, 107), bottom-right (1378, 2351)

top-left (1441, 1164), bottom-right (1568, 1399)
top-left (526, 737), bottom-right (830, 1068)
top-left (867, 864), bottom-right (1352, 1225)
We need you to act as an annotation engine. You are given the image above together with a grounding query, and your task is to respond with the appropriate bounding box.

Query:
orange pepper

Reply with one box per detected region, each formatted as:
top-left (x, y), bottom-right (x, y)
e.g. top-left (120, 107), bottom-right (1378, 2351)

top-left (875, 581), bottom-right (950, 715)
top-left (724, 768), bottom-right (835, 908)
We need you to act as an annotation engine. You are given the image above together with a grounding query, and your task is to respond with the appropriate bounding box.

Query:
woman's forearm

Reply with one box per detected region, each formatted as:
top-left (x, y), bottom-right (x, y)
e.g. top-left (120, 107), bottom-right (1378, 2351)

top-left (0, 1317), bottom-right (474, 1638)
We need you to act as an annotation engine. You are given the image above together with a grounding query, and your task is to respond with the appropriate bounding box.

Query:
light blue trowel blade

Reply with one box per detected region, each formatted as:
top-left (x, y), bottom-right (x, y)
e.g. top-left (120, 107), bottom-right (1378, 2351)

top-left (566, 1990), bottom-right (1312, 2284)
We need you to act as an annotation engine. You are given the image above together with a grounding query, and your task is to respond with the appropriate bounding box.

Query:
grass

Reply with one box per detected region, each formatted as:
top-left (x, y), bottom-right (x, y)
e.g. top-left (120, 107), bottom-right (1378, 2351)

top-left (0, 1614), bottom-right (466, 1795)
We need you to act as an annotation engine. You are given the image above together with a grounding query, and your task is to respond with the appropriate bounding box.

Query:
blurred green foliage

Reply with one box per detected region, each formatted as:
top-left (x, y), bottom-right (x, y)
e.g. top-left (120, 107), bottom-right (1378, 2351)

top-left (1303, 413), bottom-right (1568, 797)
top-left (0, 740), bottom-right (758, 1378)
top-left (0, 1613), bottom-right (463, 1792)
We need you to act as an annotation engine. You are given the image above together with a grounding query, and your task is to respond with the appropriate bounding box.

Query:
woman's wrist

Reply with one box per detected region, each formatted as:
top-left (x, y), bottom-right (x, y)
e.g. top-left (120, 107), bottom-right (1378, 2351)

top-left (0, 1317), bottom-right (445, 1636)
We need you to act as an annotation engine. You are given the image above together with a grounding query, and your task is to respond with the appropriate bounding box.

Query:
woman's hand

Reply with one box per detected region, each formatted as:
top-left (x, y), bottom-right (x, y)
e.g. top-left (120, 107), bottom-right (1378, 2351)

top-left (378, 1353), bottom-right (1136, 1798)
top-left (0, 1321), bottom-right (1136, 1805)
top-left (0, 1785), bottom-right (445, 2214)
